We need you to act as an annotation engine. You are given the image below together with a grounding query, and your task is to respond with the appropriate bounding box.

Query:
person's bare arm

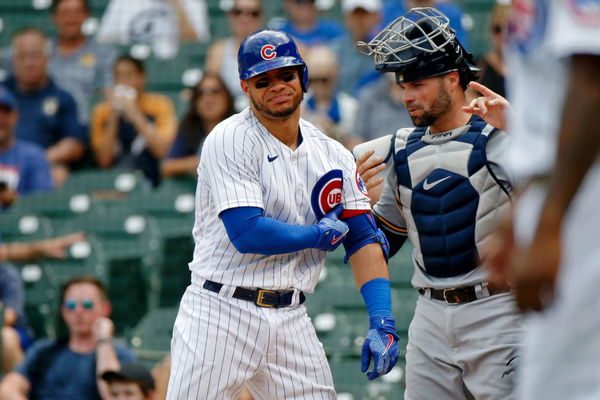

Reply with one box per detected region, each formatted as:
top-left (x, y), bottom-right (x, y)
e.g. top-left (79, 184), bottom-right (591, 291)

top-left (204, 40), bottom-right (225, 75)
top-left (121, 99), bottom-right (175, 159)
top-left (160, 156), bottom-right (200, 178)
top-left (94, 317), bottom-right (121, 400)
top-left (349, 243), bottom-right (389, 288)
top-left (46, 138), bottom-right (85, 165)
top-left (0, 372), bottom-right (31, 400)
top-left (514, 55), bottom-right (600, 311)
top-left (0, 232), bottom-right (85, 262)
top-left (93, 111), bottom-right (120, 169)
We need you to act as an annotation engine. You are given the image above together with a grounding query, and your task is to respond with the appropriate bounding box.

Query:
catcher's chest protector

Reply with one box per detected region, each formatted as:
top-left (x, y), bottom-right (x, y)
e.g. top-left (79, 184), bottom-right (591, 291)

top-left (393, 115), bottom-right (510, 277)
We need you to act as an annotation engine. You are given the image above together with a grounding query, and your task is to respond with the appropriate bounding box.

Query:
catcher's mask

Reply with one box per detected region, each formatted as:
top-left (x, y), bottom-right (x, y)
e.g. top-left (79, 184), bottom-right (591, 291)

top-left (357, 7), bottom-right (479, 89)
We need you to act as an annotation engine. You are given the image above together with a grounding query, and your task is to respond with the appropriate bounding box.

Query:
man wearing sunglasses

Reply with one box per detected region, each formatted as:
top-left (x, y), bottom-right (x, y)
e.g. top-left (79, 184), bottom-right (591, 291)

top-left (0, 276), bottom-right (136, 400)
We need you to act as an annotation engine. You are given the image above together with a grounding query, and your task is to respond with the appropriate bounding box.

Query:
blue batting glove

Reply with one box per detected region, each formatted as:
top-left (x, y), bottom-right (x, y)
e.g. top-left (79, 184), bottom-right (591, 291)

top-left (361, 316), bottom-right (400, 380)
top-left (314, 205), bottom-right (349, 251)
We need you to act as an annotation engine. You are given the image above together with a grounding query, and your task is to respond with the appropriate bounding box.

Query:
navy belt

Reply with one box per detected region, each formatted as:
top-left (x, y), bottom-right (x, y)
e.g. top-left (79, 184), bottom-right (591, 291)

top-left (418, 284), bottom-right (510, 305)
top-left (203, 280), bottom-right (305, 308)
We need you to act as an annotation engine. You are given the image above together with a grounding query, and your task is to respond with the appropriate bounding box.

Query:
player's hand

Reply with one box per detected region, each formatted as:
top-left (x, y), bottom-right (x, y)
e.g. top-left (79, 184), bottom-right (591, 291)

top-left (463, 81), bottom-right (512, 130)
top-left (361, 316), bottom-right (400, 380)
top-left (314, 205), bottom-right (349, 251)
top-left (512, 216), bottom-right (561, 312)
top-left (484, 207), bottom-right (516, 288)
top-left (356, 150), bottom-right (386, 192)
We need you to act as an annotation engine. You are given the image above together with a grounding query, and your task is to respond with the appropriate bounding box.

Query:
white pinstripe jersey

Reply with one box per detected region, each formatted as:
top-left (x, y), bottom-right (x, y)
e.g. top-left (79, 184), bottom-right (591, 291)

top-left (189, 107), bottom-right (371, 292)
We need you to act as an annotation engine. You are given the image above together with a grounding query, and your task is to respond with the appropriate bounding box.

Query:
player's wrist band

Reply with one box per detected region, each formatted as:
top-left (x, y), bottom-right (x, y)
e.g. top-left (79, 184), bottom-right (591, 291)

top-left (203, 280), bottom-right (305, 308)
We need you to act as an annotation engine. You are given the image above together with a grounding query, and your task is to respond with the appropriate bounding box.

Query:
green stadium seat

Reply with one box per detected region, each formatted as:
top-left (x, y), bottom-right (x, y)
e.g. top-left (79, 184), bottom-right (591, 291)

top-left (389, 243), bottom-right (414, 288)
top-left (61, 168), bottom-right (151, 200)
top-left (130, 307), bottom-right (178, 363)
top-left (392, 288), bottom-right (417, 333)
top-left (9, 190), bottom-right (106, 228)
top-left (57, 212), bottom-right (162, 332)
top-left (0, 213), bottom-right (53, 242)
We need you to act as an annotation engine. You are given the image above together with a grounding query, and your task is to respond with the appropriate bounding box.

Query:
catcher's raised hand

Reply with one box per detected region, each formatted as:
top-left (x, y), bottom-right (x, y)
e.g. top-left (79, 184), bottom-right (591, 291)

top-left (463, 81), bottom-right (512, 130)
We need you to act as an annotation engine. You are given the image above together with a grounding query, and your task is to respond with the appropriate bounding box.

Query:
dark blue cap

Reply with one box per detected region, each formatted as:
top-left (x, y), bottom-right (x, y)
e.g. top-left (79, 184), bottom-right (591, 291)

top-left (0, 86), bottom-right (16, 110)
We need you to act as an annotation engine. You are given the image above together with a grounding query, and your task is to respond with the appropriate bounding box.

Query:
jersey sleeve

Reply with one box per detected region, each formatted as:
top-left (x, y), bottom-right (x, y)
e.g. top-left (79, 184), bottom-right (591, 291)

top-left (200, 121), bottom-right (264, 214)
top-left (549, 2), bottom-right (600, 58)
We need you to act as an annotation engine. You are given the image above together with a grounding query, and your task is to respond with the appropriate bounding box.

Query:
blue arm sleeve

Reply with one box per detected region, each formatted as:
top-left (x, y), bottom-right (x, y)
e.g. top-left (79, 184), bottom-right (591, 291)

top-left (220, 207), bottom-right (320, 255)
top-left (342, 212), bottom-right (390, 263)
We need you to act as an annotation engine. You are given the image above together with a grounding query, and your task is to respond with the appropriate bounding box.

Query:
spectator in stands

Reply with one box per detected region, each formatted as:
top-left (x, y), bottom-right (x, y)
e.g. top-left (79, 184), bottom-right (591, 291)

top-left (350, 73), bottom-right (412, 144)
top-left (3, 28), bottom-right (86, 187)
top-left (476, 2), bottom-right (509, 98)
top-left (0, 275), bottom-right (136, 400)
top-left (204, 0), bottom-right (264, 104)
top-left (97, 0), bottom-right (210, 60)
top-left (380, 0), bottom-right (469, 47)
top-left (91, 55), bottom-right (177, 186)
top-left (161, 74), bottom-right (235, 179)
top-left (0, 232), bottom-right (84, 374)
top-left (302, 46), bottom-right (357, 147)
top-left (101, 362), bottom-right (156, 400)
top-left (0, 86), bottom-right (52, 210)
top-left (272, 0), bottom-right (345, 47)
top-left (48, 0), bottom-right (118, 124)
top-left (331, 0), bottom-right (382, 96)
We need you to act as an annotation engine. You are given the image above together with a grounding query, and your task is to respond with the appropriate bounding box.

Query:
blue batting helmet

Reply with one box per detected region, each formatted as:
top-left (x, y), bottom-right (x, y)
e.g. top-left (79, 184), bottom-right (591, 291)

top-left (237, 29), bottom-right (309, 92)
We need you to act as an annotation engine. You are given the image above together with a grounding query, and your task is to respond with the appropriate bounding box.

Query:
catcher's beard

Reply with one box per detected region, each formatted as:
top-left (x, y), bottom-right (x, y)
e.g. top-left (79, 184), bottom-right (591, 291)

top-left (409, 83), bottom-right (452, 127)
top-left (250, 91), bottom-right (304, 119)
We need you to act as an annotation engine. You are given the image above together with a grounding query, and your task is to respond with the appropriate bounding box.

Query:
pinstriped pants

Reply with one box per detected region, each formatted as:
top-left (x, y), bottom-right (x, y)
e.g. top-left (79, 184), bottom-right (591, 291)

top-left (167, 284), bottom-right (335, 400)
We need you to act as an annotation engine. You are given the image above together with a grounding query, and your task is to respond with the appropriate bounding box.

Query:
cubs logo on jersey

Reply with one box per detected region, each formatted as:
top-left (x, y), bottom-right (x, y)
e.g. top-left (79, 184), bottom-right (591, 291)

top-left (260, 44), bottom-right (277, 60)
top-left (355, 170), bottom-right (369, 197)
top-left (569, 0), bottom-right (600, 24)
top-left (311, 169), bottom-right (343, 219)
top-left (509, 0), bottom-right (548, 54)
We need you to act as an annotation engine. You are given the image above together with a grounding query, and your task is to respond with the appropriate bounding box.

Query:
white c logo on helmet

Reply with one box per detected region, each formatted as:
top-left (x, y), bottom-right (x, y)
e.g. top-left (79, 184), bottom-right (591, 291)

top-left (260, 44), bottom-right (277, 60)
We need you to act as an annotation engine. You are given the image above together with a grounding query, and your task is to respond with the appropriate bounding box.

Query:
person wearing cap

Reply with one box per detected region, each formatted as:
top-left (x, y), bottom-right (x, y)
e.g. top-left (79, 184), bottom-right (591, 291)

top-left (0, 85), bottom-right (52, 209)
top-left (331, 0), bottom-right (383, 97)
top-left (3, 28), bottom-right (86, 187)
top-left (271, 0), bottom-right (345, 47)
top-left (102, 362), bottom-right (156, 400)
top-left (355, 8), bottom-right (520, 399)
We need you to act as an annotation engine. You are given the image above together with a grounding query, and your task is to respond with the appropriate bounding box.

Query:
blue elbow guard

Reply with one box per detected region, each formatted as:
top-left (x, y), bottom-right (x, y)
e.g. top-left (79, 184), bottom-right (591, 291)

top-left (343, 212), bottom-right (390, 263)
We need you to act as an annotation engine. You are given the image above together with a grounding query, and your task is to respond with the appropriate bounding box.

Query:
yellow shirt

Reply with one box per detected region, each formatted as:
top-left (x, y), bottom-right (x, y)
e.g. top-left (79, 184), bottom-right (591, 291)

top-left (90, 92), bottom-right (177, 152)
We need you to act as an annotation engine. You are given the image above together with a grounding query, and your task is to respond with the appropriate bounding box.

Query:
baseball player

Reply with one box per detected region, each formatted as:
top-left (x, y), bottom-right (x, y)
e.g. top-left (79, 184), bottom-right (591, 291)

top-left (484, 1), bottom-right (600, 399)
top-left (166, 30), bottom-right (399, 399)
top-left (354, 8), bottom-right (522, 399)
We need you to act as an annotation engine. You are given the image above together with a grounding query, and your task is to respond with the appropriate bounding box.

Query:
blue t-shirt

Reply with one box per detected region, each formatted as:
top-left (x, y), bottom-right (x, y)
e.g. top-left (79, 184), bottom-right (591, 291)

top-left (15, 338), bottom-right (136, 400)
top-left (3, 76), bottom-right (87, 148)
top-left (165, 128), bottom-right (206, 159)
top-left (0, 140), bottom-right (53, 195)
top-left (273, 19), bottom-right (345, 47)
top-left (381, 0), bottom-right (469, 48)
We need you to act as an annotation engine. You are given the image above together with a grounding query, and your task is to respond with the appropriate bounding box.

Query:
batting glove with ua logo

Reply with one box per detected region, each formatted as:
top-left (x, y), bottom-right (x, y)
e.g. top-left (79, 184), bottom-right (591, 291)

top-left (361, 316), bottom-right (400, 380)
top-left (314, 205), bottom-right (349, 251)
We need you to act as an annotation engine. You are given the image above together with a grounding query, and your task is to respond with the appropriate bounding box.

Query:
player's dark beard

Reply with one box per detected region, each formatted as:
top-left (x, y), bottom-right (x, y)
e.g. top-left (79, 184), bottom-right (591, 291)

top-left (410, 84), bottom-right (452, 127)
top-left (251, 91), bottom-right (304, 118)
